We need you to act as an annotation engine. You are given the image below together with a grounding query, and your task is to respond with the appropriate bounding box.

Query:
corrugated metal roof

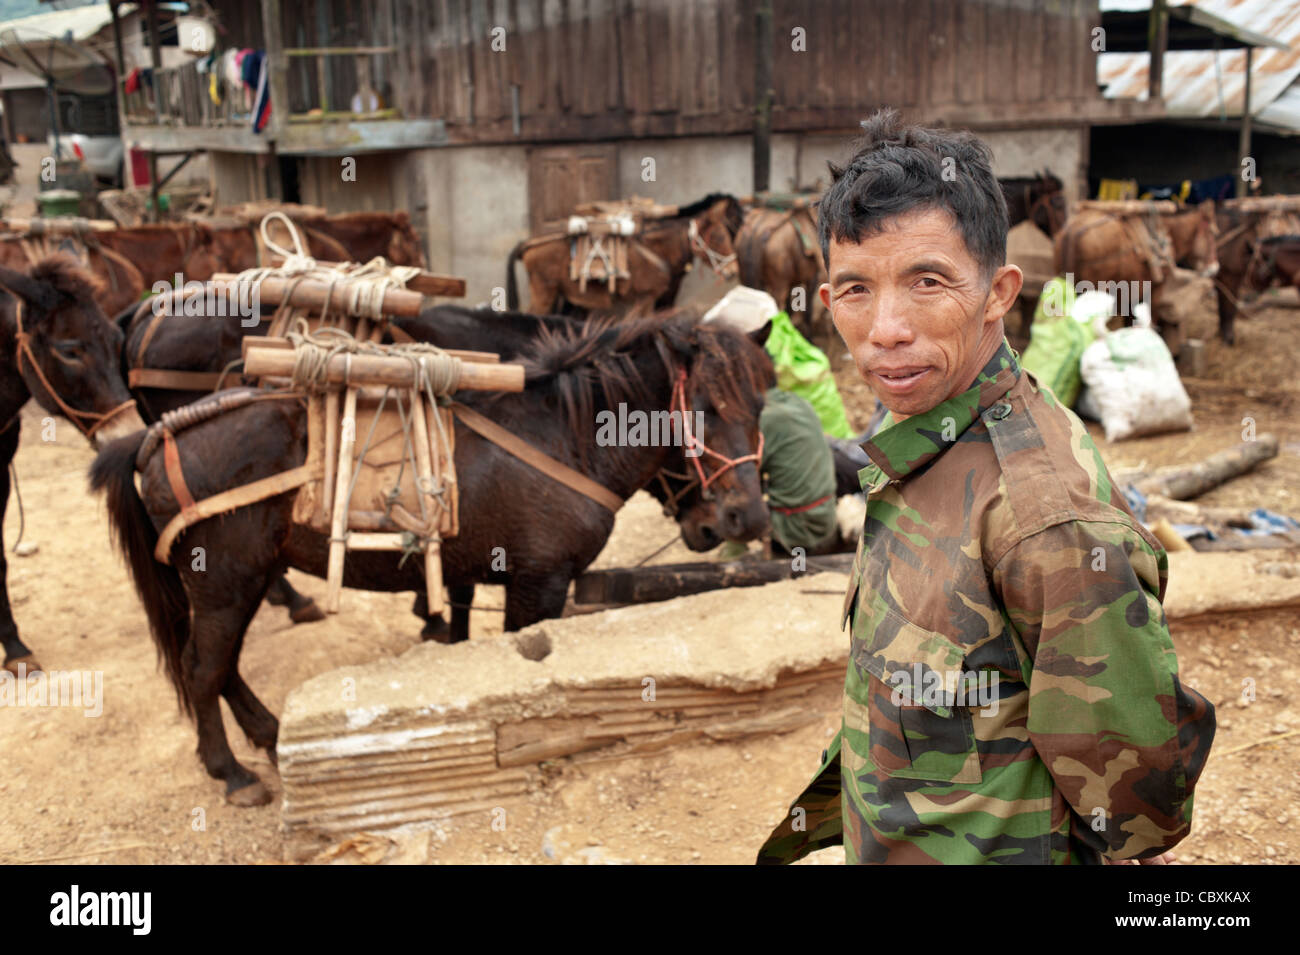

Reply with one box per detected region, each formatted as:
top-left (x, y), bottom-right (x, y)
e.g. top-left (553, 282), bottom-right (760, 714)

top-left (0, 3), bottom-right (132, 44)
top-left (1099, 1), bottom-right (1300, 128)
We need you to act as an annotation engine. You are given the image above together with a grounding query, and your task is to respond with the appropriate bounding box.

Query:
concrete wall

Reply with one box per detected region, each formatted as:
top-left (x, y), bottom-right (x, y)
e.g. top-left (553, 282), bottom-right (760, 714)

top-left (415, 145), bottom-right (530, 305)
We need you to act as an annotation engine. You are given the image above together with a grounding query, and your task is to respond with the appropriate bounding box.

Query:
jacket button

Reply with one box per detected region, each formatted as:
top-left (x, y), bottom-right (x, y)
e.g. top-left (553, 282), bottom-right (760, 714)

top-left (820, 748), bottom-right (828, 765)
top-left (988, 402), bottom-right (1012, 421)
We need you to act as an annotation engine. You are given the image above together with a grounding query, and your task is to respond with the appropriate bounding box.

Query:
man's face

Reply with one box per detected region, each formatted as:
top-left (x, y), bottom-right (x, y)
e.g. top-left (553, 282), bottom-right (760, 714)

top-left (820, 207), bottom-right (1021, 420)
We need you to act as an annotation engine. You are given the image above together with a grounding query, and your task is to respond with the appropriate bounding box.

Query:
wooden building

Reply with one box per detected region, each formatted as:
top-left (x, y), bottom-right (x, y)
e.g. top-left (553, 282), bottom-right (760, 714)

top-left (115, 0), bottom-right (1163, 300)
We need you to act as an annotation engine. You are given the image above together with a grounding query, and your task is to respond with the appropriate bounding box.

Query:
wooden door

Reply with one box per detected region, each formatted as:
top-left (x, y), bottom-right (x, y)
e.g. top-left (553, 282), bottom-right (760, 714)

top-left (528, 144), bottom-right (618, 234)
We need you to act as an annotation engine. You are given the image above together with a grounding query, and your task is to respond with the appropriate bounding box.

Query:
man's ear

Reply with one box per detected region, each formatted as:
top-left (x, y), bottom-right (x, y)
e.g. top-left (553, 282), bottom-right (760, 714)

top-left (985, 264), bottom-right (1023, 325)
top-left (819, 283), bottom-right (832, 312)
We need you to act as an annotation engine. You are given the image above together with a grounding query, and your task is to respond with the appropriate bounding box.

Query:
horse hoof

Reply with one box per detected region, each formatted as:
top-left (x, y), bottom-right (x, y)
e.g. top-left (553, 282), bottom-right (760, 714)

top-left (290, 600), bottom-right (326, 624)
top-left (3, 654), bottom-right (40, 676)
top-left (225, 780), bottom-right (272, 807)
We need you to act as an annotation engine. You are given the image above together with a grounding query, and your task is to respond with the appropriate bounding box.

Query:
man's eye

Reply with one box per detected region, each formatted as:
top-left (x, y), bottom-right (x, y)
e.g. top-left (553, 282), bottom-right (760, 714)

top-left (916, 277), bottom-right (940, 288)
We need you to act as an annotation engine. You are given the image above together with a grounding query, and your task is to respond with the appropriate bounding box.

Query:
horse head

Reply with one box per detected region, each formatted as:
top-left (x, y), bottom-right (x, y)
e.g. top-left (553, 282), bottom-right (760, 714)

top-left (0, 255), bottom-right (144, 446)
top-left (1029, 170), bottom-right (1068, 237)
top-left (650, 312), bottom-right (774, 549)
top-left (386, 211), bottom-right (427, 267)
top-left (685, 194), bottom-right (743, 280)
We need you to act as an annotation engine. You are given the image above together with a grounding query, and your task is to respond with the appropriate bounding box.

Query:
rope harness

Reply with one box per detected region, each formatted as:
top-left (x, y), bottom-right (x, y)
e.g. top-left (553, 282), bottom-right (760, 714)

top-left (2, 291), bottom-right (136, 441)
top-left (653, 367), bottom-right (763, 517)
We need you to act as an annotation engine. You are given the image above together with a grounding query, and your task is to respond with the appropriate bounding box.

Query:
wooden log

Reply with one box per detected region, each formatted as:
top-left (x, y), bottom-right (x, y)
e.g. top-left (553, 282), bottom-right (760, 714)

top-left (0, 217), bottom-right (117, 233)
top-left (1074, 199), bottom-right (1179, 215)
top-left (1144, 494), bottom-right (1254, 530)
top-left (1133, 434), bottom-right (1279, 500)
top-left (260, 256), bottom-right (467, 298)
top-left (572, 551), bottom-right (856, 606)
top-left (208, 274), bottom-right (423, 317)
top-left (326, 387), bottom-right (359, 613)
top-left (243, 344), bottom-right (524, 393)
top-left (1150, 517), bottom-right (1193, 553)
top-left (1190, 533), bottom-right (1300, 552)
top-left (241, 336), bottom-right (500, 364)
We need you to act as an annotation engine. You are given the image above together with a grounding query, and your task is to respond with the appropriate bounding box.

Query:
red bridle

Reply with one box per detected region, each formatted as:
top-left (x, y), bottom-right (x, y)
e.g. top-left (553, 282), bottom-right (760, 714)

top-left (655, 367), bottom-right (763, 514)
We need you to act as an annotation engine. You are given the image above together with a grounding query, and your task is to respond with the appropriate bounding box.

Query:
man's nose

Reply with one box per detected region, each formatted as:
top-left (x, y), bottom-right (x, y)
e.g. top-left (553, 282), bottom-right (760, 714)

top-left (867, 291), bottom-right (916, 349)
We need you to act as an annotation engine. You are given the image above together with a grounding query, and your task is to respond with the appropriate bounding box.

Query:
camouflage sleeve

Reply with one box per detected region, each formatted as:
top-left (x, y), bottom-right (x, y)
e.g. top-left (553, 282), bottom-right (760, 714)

top-left (993, 518), bottom-right (1216, 860)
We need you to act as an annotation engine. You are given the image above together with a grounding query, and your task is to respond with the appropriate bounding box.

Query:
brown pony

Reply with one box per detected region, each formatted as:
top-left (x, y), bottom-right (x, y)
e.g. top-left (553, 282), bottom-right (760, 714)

top-left (0, 236), bottom-right (145, 318)
top-left (0, 256), bottom-right (146, 674)
top-left (92, 311), bottom-right (772, 804)
top-left (505, 193), bottom-right (744, 314)
top-left (1054, 202), bottom-right (1218, 351)
top-left (298, 211), bottom-right (426, 267)
top-left (1001, 170), bottom-right (1069, 237)
top-left (735, 197), bottom-right (823, 332)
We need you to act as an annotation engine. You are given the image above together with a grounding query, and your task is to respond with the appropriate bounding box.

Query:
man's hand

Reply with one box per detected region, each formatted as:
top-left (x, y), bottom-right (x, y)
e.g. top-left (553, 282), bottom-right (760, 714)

top-left (1108, 851), bottom-right (1179, 865)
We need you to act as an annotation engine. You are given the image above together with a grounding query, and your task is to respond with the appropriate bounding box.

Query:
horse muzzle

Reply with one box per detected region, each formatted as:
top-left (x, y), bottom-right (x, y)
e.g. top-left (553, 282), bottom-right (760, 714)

top-left (91, 405), bottom-right (147, 448)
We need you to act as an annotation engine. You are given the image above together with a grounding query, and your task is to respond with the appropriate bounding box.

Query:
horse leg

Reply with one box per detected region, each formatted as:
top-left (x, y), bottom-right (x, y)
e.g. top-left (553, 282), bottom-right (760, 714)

top-left (264, 573), bottom-right (325, 624)
top-left (183, 575), bottom-right (275, 806)
top-left (0, 420), bottom-right (38, 675)
top-left (503, 571), bottom-right (570, 633)
top-left (415, 584), bottom-right (474, 643)
top-left (222, 671), bottom-right (280, 769)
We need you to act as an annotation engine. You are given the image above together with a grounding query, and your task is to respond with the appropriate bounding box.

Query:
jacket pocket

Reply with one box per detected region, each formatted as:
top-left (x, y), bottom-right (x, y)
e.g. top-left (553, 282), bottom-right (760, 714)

top-left (846, 608), bottom-right (982, 785)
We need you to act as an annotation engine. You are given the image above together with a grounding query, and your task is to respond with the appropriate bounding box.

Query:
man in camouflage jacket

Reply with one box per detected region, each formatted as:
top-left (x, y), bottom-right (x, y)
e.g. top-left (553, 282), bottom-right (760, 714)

top-left (757, 110), bottom-right (1215, 865)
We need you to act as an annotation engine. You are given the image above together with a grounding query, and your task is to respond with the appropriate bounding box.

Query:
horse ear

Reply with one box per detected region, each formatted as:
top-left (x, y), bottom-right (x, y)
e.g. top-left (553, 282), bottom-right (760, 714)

top-left (748, 318), bottom-right (773, 349)
top-left (0, 264), bottom-right (56, 315)
top-left (394, 210), bottom-right (410, 227)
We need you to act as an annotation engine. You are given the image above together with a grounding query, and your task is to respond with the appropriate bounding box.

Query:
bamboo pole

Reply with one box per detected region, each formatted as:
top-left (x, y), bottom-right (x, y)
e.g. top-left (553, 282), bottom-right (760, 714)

top-left (243, 344), bottom-right (524, 392)
top-left (241, 336), bottom-right (501, 364)
top-left (325, 387), bottom-right (358, 612)
top-left (407, 392), bottom-right (444, 615)
top-left (208, 274), bottom-right (423, 316)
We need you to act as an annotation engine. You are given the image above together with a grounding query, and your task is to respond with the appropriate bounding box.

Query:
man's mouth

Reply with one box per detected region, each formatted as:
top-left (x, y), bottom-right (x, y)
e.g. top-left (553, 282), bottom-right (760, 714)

top-left (871, 366), bottom-right (931, 393)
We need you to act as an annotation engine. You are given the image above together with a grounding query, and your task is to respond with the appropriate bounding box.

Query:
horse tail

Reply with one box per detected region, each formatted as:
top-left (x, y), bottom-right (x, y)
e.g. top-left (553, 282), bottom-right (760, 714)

top-left (505, 238), bottom-right (526, 310)
top-left (89, 430), bottom-right (194, 717)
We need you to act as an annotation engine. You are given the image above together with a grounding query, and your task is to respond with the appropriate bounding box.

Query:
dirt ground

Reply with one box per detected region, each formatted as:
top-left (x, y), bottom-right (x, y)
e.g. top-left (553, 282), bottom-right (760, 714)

top-left (0, 301), bottom-right (1296, 866)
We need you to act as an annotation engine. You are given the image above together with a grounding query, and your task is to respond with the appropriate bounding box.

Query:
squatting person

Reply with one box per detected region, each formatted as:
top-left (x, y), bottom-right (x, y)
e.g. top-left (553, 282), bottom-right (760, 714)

top-left (757, 109), bottom-right (1216, 865)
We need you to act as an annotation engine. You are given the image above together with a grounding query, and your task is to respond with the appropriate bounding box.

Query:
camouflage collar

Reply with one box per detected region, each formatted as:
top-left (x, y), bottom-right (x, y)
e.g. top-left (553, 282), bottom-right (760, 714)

top-left (858, 340), bottom-right (1020, 489)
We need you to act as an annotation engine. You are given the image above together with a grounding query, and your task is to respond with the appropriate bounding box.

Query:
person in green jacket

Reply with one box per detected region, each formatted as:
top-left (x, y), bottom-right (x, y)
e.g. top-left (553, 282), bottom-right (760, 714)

top-left (756, 386), bottom-right (839, 556)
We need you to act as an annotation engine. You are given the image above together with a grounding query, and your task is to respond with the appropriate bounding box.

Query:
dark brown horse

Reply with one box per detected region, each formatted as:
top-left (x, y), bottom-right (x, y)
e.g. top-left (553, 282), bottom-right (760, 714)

top-left (1001, 170), bottom-right (1069, 237)
top-left (0, 256), bottom-right (146, 674)
top-left (506, 194), bottom-right (744, 314)
top-left (1245, 234), bottom-right (1300, 300)
top-left (92, 312), bottom-right (773, 803)
top-left (115, 294), bottom-right (759, 633)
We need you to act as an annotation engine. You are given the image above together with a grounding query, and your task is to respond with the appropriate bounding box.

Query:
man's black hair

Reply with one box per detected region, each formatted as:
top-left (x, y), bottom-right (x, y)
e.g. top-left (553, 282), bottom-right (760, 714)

top-left (819, 108), bottom-right (1008, 282)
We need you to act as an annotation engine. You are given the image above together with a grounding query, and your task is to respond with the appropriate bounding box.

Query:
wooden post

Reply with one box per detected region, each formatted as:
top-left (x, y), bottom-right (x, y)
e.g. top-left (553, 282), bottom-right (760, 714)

top-left (145, 0), bottom-right (164, 222)
top-left (325, 387), bottom-right (359, 612)
top-left (1148, 0), bottom-right (1167, 102)
top-left (260, 0), bottom-right (290, 139)
top-left (108, 1), bottom-right (127, 133)
top-left (753, 0), bottom-right (774, 194)
top-left (1238, 45), bottom-right (1255, 199)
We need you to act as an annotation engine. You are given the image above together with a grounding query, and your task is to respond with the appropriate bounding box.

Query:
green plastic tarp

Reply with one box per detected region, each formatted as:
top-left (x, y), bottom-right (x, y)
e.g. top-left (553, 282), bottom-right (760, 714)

top-left (763, 310), bottom-right (854, 439)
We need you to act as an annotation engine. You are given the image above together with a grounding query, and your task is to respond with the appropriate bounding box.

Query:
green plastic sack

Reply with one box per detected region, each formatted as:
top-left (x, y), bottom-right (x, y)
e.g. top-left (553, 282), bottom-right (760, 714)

top-left (763, 310), bottom-right (854, 439)
top-left (1020, 277), bottom-right (1096, 408)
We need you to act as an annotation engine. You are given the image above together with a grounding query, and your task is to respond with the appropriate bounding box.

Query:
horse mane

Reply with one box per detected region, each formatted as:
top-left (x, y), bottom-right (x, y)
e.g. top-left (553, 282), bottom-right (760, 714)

top-left (508, 309), bottom-right (774, 469)
top-left (674, 192), bottom-right (738, 220)
top-left (28, 253), bottom-right (104, 302)
top-left (1259, 233), bottom-right (1300, 245)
